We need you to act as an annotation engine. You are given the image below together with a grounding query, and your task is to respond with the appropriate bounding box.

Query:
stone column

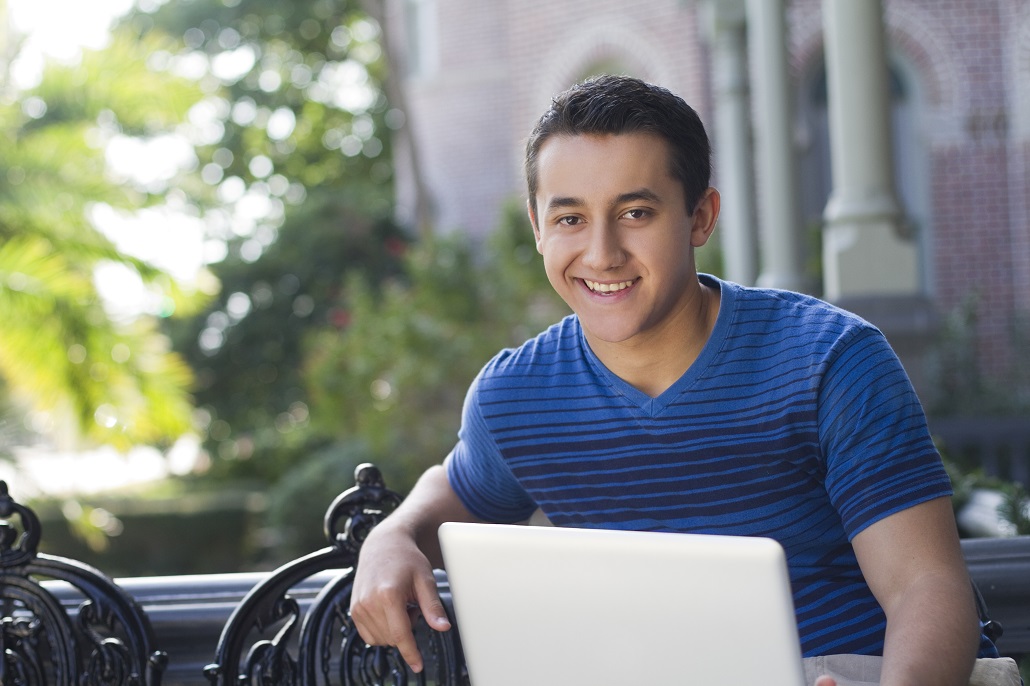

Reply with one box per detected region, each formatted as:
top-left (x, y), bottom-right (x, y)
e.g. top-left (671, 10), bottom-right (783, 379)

top-left (702, 0), bottom-right (759, 286)
top-left (821, 0), bottom-right (919, 300)
top-left (747, 0), bottom-right (807, 292)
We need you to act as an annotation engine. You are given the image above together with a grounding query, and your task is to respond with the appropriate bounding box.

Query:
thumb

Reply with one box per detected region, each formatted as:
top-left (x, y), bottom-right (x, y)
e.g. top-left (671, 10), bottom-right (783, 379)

top-left (814, 677), bottom-right (837, 686)
top-left (413, 571), bottom-right (452, 632)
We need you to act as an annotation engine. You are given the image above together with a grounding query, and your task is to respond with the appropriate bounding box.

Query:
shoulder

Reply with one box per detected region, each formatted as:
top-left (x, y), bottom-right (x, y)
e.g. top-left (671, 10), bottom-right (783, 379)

top-left (474, 315), bottom-right (587, 395)
top-left (720, 277), bottom-right (870, 329)
top-left (466, 315), bottom-right (600, 430)
top-left (712, 276), bottom-right (881, 353)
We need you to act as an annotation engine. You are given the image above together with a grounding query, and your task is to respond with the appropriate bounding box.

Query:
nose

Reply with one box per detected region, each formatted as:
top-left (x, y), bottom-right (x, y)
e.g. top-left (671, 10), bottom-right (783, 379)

top-left (581, 222), bottom-right (626, 272)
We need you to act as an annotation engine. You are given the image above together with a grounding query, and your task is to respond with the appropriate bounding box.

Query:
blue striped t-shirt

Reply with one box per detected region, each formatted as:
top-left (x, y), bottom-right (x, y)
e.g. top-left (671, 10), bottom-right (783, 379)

top-left (445, 275), bottom-right (964, 657)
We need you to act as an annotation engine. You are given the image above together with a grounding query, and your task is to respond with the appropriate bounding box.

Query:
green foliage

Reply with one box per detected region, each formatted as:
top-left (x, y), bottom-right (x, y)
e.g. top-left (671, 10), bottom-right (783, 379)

top-left (263, 438), bottom-right (373, 559)
top-left (924, 293), bottom-right (1030, 417)
top-left (0, 29), bottom-right (205, 451)
top-left (944, 453), bottom-right (1030, 537)
top-left (303, 200), bottom-right (568, 491)
top-left (30, 32), bottom-right (199, 138)
top-left (127, 0), bottom-right (404, 488)
top-left (169, 191), bottom-right (409, 485)
top-left (124, 0), bottom-right (395, 210)
top-left (998, 483), bottom-right (1030, 536)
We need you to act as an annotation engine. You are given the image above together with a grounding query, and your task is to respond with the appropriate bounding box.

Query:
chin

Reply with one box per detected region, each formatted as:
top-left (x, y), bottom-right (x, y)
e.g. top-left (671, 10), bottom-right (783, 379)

top-left (579, 319), bottom-right (642, 345)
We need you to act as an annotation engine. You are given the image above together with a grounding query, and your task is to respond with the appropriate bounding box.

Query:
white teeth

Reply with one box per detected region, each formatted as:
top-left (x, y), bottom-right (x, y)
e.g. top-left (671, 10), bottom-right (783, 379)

top-left (585, 279), bottom-right (634, 293)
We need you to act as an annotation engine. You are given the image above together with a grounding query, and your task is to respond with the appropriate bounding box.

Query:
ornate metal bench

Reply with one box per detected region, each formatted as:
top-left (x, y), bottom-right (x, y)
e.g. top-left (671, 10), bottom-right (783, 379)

top-left (0, 481), bottom-right (167, 684)
top-left (1, 464), bottom-right (1026, 684)
top-left (203, 464), bottom-right (466, 685)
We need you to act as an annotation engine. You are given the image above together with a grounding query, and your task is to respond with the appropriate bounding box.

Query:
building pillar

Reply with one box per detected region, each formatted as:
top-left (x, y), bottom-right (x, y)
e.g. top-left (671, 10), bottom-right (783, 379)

top-left (747, 0), bottom-right (807, 292)
top-left (702, 0), bottom-right (759, 286)
top-left (821, 0), bottom-right (919, 300)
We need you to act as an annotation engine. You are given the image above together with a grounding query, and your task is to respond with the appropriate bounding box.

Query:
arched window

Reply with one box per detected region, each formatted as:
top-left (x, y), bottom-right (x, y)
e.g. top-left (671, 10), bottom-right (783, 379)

top-left (577, 59), bottom-right (634, 81)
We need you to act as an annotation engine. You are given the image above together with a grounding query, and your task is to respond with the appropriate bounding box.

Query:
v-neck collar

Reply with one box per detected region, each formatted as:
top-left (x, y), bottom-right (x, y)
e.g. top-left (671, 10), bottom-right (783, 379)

top-left (578, 274), bottom-right (732, 418)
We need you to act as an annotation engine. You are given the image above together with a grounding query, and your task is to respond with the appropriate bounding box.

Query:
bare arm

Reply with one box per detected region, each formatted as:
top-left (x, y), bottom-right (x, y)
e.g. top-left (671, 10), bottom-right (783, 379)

top-left (848, 496), bottom-right (979, 686)
top-left (349, 464), bottom-right (481, 673)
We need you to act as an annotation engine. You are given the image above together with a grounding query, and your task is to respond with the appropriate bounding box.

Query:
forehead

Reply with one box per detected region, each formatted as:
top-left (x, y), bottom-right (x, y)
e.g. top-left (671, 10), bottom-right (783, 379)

top-left (535, 133), bottom-right (681, 206)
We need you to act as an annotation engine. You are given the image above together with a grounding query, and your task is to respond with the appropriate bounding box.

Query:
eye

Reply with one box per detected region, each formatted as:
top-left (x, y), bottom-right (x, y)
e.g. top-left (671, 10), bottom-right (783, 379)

top-left (557, 215), bottom-right (582, 226)
top-left (621, 208), bottom-right (650, 220)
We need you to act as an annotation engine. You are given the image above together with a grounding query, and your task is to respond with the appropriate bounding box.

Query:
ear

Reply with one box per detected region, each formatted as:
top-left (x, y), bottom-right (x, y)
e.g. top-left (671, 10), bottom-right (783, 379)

top-left (689, 187), bottom-right (720, 248)
top-left (528, 199), bottom-right (544, 254)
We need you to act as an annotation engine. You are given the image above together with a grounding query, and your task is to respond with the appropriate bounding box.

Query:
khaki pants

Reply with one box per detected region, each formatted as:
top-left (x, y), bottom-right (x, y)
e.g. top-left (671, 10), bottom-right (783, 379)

top-left (801, 655), bottom-right (1022, 686)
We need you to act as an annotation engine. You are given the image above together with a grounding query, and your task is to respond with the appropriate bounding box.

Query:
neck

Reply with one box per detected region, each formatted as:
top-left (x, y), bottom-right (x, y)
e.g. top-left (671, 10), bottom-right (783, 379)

top-left (586, 281), bottom-right (720, 398)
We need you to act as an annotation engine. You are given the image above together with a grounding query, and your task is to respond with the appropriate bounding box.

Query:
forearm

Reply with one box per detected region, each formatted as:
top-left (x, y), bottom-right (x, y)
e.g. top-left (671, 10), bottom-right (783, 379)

top-left (879, 571), bottom-right (979, 686)
top-left (350, 463), bottom-right (481, 670)
top-left (369, 463), bottom-right (480, 567)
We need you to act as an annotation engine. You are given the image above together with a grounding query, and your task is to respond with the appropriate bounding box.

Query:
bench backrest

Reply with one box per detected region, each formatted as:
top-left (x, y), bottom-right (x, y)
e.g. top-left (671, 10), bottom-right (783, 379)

top-left (0, 481), bottom-right (167, 685)
top-left (203, 463), bottom-right (466, 685)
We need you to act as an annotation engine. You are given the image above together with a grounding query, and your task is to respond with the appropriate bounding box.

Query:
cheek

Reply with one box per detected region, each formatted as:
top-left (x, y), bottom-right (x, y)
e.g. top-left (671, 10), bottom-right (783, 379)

top-left (639, 235), bottom-right (693, 278)
top-left (541, 253), bottom-right (567, 287)
top-left (538, 244), bottom-right (575, 292)
top-left (647, 230), bottom-right (693, 260)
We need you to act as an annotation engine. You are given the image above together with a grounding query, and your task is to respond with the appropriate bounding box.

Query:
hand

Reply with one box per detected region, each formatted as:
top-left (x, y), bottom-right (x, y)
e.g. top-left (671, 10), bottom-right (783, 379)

top-left (814, 677), bottom-right (837, 686)
top-left (349, 524), bottom-right (452, 673)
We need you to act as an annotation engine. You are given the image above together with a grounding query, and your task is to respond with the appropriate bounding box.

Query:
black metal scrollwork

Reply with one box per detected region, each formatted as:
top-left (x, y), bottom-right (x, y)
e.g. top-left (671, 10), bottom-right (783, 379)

top-left (334, 591), bottom-right (464, 686)
top-left (0, 481), bottom-right (167, 685)
top-left (324, 464), bottom-right (403, 558)
top-left (205, 463), bottom-right (466, 685)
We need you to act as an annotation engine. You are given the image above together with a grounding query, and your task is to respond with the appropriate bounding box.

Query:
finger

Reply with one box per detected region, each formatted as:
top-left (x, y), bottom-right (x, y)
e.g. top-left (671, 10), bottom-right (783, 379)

top-left (413, 572), bottom-right (452, 632)
top-left (382, 602), bottom-right (425, 673)
top-left (814, 676), bottom-right (837, 686)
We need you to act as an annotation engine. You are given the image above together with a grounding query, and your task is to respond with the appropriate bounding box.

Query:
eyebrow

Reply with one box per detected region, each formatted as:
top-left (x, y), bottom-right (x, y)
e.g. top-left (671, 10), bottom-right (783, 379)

top-left (614, 188), bottom-right (662, 206)
top-left (544, 196), bottom-right (583, 213)
top-left (543, 188), bottom-right (663, 214)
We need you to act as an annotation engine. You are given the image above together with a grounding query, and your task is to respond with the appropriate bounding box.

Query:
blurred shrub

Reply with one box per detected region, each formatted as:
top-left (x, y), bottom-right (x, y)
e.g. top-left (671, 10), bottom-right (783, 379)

top-left (262, 439), bottom-right (372, 560)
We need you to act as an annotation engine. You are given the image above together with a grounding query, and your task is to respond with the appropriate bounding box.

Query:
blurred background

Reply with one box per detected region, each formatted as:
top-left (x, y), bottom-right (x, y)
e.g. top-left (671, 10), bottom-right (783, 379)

top-left (0, 0), bottom-right (1027, 577)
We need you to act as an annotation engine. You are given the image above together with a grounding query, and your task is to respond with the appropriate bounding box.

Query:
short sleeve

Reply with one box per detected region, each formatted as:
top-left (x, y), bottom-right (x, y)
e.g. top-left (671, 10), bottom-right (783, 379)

top-left (818, 326), bottom-right (952, 539)
top-left (445, 370), bottom-right (539, 523)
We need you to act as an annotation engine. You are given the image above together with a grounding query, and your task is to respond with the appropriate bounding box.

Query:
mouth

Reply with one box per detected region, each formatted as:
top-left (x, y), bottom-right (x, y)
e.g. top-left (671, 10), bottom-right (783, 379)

top-left (582, 278), bottom-right (636, 295)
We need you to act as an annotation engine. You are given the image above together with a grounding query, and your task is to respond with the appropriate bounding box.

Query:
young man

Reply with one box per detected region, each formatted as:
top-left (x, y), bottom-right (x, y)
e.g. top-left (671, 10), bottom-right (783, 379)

top-left (349, 75), bottom-right (994, 685)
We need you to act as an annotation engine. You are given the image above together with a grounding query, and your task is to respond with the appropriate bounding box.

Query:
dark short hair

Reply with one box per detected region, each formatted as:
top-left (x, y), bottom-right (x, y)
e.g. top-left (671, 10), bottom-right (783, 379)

top-left (525, 74), bottom-right (711, 218)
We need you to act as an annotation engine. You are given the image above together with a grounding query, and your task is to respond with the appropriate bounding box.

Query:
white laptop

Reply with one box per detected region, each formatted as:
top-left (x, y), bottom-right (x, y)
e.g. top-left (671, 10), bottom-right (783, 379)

top-left (438, 522), bottom-right (806, 686)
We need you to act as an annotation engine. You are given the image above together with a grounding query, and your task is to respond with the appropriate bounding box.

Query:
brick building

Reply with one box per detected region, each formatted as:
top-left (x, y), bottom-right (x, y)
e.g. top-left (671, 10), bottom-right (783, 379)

top-left (382, 0), bottom-right (1030, 402)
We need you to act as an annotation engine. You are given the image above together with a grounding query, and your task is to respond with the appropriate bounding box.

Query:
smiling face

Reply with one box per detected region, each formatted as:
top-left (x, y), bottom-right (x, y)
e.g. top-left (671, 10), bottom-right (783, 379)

top-left (530, 132), bottom-right (719, 354)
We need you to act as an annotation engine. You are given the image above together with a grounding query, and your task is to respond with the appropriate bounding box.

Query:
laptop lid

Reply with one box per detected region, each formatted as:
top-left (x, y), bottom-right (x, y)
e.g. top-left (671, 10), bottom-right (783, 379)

top-left (438, 522), bottom-right (806, 686)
